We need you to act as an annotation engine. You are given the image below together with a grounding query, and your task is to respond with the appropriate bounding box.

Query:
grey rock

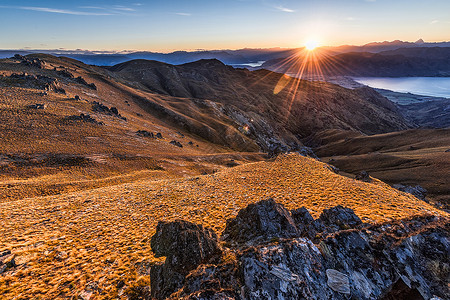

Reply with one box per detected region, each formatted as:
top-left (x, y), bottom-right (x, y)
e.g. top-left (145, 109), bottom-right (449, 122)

top-left (326, 269), bottom-right (350, 294)
top-left (222, 198), bottom-right (299, 245)
top-left (149, 201), bottom-right (449, 300)
top-left (355, 170), bottom-right (372, 182)
top-left (393, 184), bottom-right (428, 201)
top-left (319, 205), bottom-right (363, 231)
top-left (170, 140), bottom-right (183, 147)
top-left (150, 220), bottom-right (222, 299)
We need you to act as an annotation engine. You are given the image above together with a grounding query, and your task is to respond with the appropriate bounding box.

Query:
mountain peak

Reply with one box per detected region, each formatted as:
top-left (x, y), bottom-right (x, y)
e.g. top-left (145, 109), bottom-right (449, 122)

top-left (415, 38), bottom-right (425, 44)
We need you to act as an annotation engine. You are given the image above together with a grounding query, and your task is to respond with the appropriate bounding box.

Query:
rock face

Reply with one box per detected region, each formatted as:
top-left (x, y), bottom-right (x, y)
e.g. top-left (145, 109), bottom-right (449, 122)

top-left (150, 220), bottom-right (222, 300)
top-left (148, 200), bottom-right (449, 300)
top-left (393, 184), bottom-right (428, 201)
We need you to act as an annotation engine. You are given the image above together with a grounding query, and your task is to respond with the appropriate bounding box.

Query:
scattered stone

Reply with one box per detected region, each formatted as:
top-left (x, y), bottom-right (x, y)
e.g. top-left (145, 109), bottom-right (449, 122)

top-left (136, 130), bottom-right (154, 138)
top-left (92, 101), bottom-right (126, 120)
top-left (74, 95), bottom-right (81, 101)
top-left (66, 113), bottom-right (103, 125)
top-left (27, 103), bottom-right (46, 109)
top-left (188, 141), bottom-right (194, 145)
top-left (355, 170), bottom-right (372, 182)
top-left (156, 132), bottom-right (163, 139)
top-left (326, 269), bottom-right (350, 294)
top-left (170, 140), bottom-right (183, 147)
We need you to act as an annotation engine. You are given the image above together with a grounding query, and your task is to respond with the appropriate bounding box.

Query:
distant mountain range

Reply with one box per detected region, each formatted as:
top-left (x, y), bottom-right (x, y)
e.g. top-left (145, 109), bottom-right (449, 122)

top-left (262, 47), bottom-right (450, 77)
top-left (1, 39), bottom-right (450, 69)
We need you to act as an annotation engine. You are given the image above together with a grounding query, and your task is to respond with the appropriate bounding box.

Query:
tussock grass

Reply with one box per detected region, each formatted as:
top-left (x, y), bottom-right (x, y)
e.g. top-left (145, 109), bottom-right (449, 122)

top-left (0, 154), bottom-right (446, 299)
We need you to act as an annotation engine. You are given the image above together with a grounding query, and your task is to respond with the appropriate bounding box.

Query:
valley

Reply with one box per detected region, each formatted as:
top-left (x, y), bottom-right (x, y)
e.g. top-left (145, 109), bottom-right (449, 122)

top-left (0, 52), bottom-right (448, 299)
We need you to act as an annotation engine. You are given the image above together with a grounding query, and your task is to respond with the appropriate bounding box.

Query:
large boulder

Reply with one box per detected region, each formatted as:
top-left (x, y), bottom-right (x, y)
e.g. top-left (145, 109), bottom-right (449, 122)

top-left (222, 198), bottom-right (299, 244)
top-left (150, 220), bottom-right (222, 299)
top-left (319, 205), bottom-right (363, 231)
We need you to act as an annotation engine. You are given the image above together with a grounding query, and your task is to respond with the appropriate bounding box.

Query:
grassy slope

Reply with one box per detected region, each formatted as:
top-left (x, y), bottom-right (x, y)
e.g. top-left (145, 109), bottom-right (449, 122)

top-left (0, 55), bottom-right (448, 299)
top-left (314, 129), bottom-right (450, 204)
top-left (0, 154), bottom-right (446, 299)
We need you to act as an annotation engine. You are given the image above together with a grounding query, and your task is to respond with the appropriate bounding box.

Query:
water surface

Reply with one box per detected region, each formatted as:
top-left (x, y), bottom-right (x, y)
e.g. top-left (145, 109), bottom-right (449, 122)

top-left (353, 77), bottom-right (450, 98)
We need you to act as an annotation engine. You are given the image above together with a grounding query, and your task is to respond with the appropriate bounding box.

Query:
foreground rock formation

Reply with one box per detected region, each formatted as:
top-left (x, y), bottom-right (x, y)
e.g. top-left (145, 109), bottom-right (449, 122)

top-left (150, 199), bottom-right (449, 300)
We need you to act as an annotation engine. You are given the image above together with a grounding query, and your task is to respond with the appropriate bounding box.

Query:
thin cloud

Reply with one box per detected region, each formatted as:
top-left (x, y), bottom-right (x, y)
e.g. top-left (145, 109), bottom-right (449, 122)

top-left (274, 5), bottom-right (295, 13)
top-left (430, 20), bottom-right (439, 24)
top-left (113, 5), bottom-right (136, 12)
top-left (2, 6), bottom-right (113, 16)
top-left (175, 12), bottom-right (192, 16)
top-left (79, 5), bottom-right (136, 13)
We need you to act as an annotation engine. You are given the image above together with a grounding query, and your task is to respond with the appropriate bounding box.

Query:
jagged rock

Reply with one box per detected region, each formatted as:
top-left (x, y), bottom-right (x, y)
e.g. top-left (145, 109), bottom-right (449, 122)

top-left (150, 220), bottom-right (222, 300)
top-left (0, 250), bottom-right (16, 274)
top-left (295, 146), bottom-right (319, 159)
top-left (178, 263), bottom-right (239, 299)
top-left (326, 269), bottom-right (350, 294)
top-left (92, 101), bottom-right (126, 120)
top-left (170, 140), bottom-right (183, 147)
top-left (319, 205), bottom-right (363, 231)
top-left (136, 130), bottom-right (154, 138)
top-left (290, 207), bottom-right (314, 234)
top-left (57, 70), bottom-right (74, 78)
top-left (156, 132), bottom-right (163, 139)
top-left (355, 170), bottom-right (372, 182)
top-left (66, 113), bottom-right (103, 125)
top-left (393, 184), bottom-right (428, 201)
top-left (74, 95), bottom-right (81, 100)
top-left (222, 198), bottom-right (299, 244)
top-left (152, 200), bottom-right (450, 300)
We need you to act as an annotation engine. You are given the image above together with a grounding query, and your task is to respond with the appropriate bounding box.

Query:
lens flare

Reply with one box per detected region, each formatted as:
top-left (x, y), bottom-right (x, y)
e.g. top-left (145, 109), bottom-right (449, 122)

top-left (305, 40), bottom-right (319, 51)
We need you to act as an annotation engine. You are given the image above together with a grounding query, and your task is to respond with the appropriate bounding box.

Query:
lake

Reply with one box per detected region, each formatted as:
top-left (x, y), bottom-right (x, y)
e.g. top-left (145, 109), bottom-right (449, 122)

top-left (353, 77), bottom-right (450, 98)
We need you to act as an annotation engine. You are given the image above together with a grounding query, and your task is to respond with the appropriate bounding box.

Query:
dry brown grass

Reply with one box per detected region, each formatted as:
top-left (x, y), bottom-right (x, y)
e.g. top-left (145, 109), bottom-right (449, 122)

top-left (0, 154), bottom-right (445, 299)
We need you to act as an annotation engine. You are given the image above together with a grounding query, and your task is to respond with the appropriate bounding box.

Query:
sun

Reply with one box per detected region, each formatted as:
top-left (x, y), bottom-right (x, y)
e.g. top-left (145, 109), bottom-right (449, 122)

top-left (305, 39), bottom-right (319, 51)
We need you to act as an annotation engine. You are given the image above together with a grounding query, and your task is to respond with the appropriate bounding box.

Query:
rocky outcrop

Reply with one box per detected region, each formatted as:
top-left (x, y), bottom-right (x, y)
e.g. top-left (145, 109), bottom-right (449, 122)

top-left (170, 140), bottom-right (183, 148)
top-left (393, 184), bottom-right (428, 201)
top-left (0, 250), bottom-right (16, 274)
top-left (150, 220), bottom-right (222, 300)
top-left (66, 113), bottom-right (103, 125)
top-left (149, 200), bottom-right (449, 300)
top-left (355, 170), bottom-right (372, 182)
top-left (1, 73), bottom-right (65, 94)
top-left (222, 199), bottom-right (299, 245)
top-left (92, 101), bottom-right (126, 120)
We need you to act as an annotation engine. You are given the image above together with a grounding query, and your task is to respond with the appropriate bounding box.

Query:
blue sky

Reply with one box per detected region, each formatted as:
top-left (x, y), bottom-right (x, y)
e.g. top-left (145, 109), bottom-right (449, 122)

top-left (0, 0), bottom-right (449, 51)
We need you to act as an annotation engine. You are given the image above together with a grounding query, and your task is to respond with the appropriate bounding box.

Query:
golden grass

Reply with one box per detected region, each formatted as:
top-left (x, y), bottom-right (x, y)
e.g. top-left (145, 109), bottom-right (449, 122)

top-left (0, 153), bottom-right (446, 299)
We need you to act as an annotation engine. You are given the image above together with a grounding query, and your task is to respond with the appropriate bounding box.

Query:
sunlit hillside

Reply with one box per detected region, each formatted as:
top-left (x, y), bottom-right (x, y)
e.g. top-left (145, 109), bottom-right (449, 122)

top-left (0, 153), bottom-right (445, 299)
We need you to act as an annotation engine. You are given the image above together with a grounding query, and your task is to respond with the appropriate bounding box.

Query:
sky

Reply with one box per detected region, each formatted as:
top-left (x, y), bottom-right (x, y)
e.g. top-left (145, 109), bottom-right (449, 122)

top-left (0, 0), bottom-right (449, 52)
